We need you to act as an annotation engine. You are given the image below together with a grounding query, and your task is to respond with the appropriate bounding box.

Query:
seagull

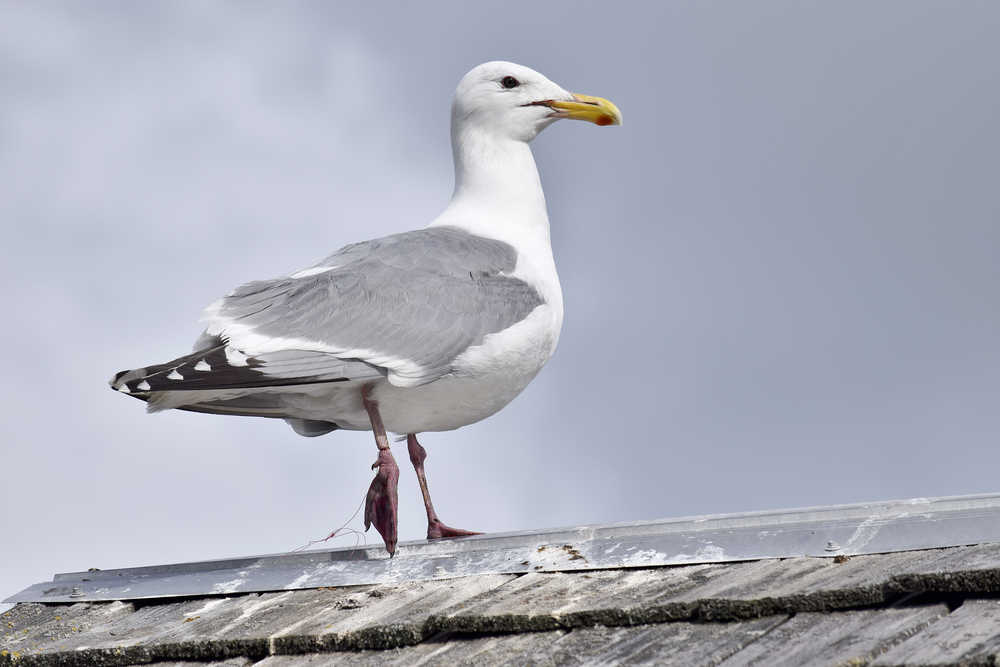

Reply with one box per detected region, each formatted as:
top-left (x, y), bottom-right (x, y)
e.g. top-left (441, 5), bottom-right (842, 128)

top-left (110, 61), bottom-right (621, 555)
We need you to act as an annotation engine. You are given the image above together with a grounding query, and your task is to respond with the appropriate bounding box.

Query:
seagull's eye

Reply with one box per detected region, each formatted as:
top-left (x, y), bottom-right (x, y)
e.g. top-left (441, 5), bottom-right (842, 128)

top-left (501, 76), bottom-right (520, 89)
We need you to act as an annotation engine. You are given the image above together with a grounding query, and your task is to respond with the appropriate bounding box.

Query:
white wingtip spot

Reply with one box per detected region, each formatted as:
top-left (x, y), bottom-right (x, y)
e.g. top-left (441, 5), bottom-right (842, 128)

top-left (118, 385), bottom-right (131, 393)
top-left (136, 380), bottom-right (151, 391)
top-left (225, 347), bottom-right (249, 367)
top-left (167, 370), bottom-right (183, 380)
top-left (194, 360), bottom-right (211, 372)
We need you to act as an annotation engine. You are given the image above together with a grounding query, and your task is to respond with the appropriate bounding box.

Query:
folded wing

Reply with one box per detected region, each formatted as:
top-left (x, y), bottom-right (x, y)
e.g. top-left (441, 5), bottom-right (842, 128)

top-left (201, 225), bottom-right (545, 388)
top-left (109, 226), bottom-right (546, 413)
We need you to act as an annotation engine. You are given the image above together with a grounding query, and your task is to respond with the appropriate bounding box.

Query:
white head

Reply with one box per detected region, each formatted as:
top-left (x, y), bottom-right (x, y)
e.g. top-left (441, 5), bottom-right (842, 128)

top-left (452, 61), bottom-right (622, 143)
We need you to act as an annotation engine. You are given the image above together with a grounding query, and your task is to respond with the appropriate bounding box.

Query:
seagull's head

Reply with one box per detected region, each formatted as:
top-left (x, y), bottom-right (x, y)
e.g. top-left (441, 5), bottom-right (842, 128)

top-left (452, 61), bottom-right (622, 143)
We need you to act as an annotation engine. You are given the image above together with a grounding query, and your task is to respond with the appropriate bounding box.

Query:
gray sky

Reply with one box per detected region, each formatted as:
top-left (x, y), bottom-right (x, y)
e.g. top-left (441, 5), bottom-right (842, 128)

top-left (2, 1), bottom-right (999, 603)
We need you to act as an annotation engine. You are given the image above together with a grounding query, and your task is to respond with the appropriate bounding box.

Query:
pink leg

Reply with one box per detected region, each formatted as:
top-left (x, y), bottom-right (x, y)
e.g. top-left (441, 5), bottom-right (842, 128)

top-left (362, 386), bottom-right (399, 556)
top-left (407, 434), bottom-right (481, 540)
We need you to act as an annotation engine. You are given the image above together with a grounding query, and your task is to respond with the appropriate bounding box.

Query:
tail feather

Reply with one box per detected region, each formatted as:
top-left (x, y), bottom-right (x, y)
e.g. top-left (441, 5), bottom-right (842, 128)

top-left (120, 389), bottom-right (341, 437)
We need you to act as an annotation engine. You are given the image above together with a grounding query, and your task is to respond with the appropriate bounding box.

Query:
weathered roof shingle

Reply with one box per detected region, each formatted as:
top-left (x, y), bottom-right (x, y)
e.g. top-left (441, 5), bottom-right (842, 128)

top-left (5, 494), bottom-right (1000, 665)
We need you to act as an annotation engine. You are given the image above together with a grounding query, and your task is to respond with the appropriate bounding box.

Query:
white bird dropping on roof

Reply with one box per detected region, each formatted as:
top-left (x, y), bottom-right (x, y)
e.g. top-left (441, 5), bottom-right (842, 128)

top-left (109, 61), bottom-right (622, 556)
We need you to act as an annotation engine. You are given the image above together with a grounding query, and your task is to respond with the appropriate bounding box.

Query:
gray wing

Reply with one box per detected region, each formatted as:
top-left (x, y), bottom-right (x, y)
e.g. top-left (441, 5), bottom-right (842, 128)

top-left (203, 226), bottom-right (545, 387)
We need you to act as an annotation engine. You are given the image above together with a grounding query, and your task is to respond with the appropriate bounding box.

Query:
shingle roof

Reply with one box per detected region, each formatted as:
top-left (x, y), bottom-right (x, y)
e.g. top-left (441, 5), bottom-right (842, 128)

top-left (4, 495), bottom-right (1000, 666)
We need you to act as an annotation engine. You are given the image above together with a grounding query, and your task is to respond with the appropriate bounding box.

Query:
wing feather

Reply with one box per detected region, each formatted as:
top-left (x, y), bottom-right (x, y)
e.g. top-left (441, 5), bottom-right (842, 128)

top-left (109, 339), bottom-right (383, 395)
top-left (203, 226), bottom-right (544, 387)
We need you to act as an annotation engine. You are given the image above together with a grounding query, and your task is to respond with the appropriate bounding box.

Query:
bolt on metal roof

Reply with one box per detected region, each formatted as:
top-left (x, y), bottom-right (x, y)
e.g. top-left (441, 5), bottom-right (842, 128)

top-left (8, 492), bottom-right (1000, 604)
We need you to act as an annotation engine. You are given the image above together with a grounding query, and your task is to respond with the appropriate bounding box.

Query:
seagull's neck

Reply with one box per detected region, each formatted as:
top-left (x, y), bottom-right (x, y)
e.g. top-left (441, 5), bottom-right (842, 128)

top-left (429, 126), bottom-right (551, 249)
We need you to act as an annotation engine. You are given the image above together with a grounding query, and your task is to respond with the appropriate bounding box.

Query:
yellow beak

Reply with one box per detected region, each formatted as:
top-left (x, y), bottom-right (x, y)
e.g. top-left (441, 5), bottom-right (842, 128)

top-left (547, 93), bottom-right (623, 126)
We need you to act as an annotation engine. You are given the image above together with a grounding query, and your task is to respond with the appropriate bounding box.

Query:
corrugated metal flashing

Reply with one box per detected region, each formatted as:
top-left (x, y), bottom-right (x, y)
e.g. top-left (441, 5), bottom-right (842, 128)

top-left (7, 492), bottom-right (1000, 603)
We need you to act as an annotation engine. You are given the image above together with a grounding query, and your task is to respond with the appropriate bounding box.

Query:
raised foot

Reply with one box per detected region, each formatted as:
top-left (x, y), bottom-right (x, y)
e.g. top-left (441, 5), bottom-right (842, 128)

top-left (364, 448), bottom-right (400, 556)
top-left (427, 519), bottom-right (482, 540)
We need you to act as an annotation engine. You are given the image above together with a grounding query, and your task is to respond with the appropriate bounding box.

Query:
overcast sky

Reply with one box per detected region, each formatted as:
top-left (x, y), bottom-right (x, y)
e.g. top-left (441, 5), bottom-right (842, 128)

top-left (2, 1), bottom-right (999, 604)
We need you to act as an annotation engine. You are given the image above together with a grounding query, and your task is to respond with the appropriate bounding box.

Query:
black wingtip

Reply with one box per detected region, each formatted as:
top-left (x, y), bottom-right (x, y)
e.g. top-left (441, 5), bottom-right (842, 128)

top-left (110, 369), bottom-right (129, 387)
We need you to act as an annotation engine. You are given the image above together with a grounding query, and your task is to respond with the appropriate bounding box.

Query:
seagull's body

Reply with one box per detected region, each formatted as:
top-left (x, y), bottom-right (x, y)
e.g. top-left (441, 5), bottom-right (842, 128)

top-left (111, 61), bottom-right (621, 554)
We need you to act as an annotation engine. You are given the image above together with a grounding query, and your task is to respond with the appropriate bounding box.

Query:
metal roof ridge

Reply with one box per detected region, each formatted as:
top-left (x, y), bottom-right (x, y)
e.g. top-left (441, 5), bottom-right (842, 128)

top-left (8, 491), bottom-right (1000, 604)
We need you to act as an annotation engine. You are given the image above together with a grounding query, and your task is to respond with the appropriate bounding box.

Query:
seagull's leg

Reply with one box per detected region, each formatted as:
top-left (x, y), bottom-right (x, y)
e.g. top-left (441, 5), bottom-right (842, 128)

top-left (362, 386), bottom-right (399, 556)
top-left (407, 434), bottom-right (481, 540)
